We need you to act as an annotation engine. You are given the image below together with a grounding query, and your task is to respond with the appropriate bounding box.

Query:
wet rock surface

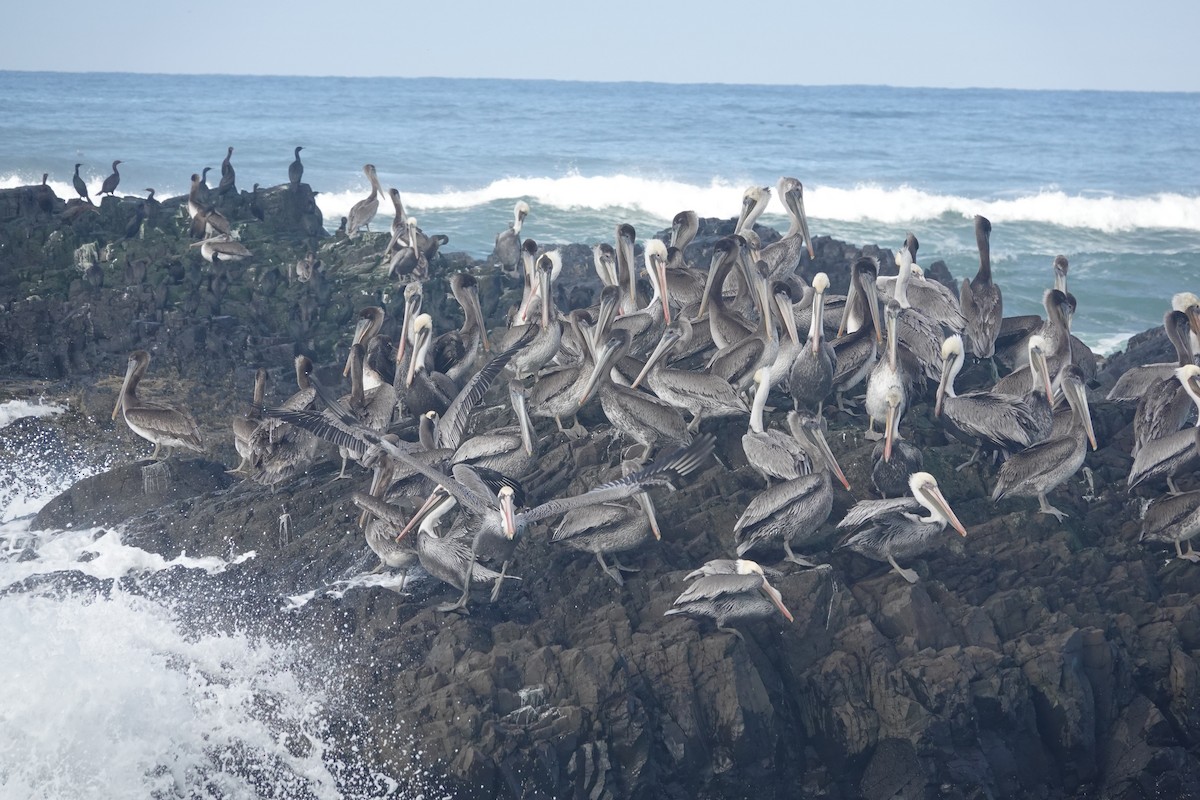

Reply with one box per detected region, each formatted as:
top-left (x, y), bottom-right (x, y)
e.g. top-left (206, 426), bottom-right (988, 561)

top-left (3, 180), bottom-right (1200, 798)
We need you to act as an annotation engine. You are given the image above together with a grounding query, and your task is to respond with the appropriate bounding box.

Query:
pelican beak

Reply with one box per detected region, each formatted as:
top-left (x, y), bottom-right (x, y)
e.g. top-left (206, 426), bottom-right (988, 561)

top-left (697, 248), bottom-right (724, 319)
top-left (405, 327), bottom-right (428, 388)
top-left (359, 463), bottom-right (393, 528)
top-left (922, 484), bottom-right (967, 537)
top-left (887, 311), bottom-right (899, 371)
top-left (864, 276), bottom-right (883, 346)
top-left (512, 385), bottom-right (536, 456)
top-left (773, 291), bottom-right (799, 347)
top-left (635, 491), bottom-right (661, 540)
top-left (631, 330), bottom-right (676, 390)
top-left (837, 278), bottom-right (855, 338)
top-left (345, 316), bottom-right (371, 376)
top-left (934, 357), bottom-right (953, 417)
top-left (653, 253), bottom-right (671, 324)
top-left (811, 290), bottom-right (826, 355)
top-left (500, 491), bottom-right (518, 540)
top-left (396, 487), bottom-right (446, 542)
top-left (396, 291), bottom-right (420, 366)
top-left (788, 186), bottom-right (814, 260)
top-left (111, 358), bottom-right (136, 420)
top-left (1186, 305), bottom-right (1200, 347)
top-left (1031, 346), bottom-right (1053, 401)
top-left (761, 578), bottom-right (794, 622)
top-left (466, 284), bottom-right (490, 353)
top-left (540, 265), bottom-right (552, 330)
top-left (578, 338), bottom-right (619, 406)
top-left (884, 400), bottom-right (896, 462)
top-left (1066, 378), bottom-right (1098, 451)
top-left (811, 424), bottom-right (851, 491)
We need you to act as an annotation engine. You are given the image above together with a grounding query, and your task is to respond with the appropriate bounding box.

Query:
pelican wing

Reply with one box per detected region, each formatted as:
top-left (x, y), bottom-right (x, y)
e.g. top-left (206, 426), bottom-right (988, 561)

top-left (837, 497), bottom-right (921, 531)
top-left (1142, 491), bottom-right (1200, 539)
top-left (1128, 428), bottom-right (1198, 489)
top-left (452, 431), bottom-right (522, 462)
top-left (351, 492), bottom-right (410, 529)
top-left (993, 434), bottom-right (1080, 499)
top-left (946, 392), bottom-right (1037, 450)
top-left (437, 324), bottom-right (537, 451)
top-left (551, 502), bottom-right (633, 542)
top-left (672, 573), bottom-right (761, 605)
top-left (734, 474), bottom-right (824, 534)
top-left (123, 404), bottom-right (202, 446)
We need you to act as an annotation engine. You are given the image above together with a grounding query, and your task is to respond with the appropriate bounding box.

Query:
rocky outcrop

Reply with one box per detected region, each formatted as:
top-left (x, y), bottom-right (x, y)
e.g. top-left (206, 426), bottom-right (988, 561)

top-left (3, 179), bottom-right (1200, 798)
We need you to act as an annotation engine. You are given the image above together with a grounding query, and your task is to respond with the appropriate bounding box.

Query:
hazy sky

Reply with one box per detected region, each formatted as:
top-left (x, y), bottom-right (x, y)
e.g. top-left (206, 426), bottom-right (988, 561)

top-left (6, 0), bottom-right (1198, 92)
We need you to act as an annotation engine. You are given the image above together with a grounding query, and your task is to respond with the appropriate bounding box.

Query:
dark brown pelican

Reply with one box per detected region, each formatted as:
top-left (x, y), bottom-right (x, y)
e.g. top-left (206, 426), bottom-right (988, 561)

top-left (343, 306), bottom-right (386, 389)
top-left (450, 381), bottom-right (537, 478)
top-left (230, 368), bottom-right (267, 475)
top-left (960, 214), bottom-right (1003, 374)
top-left (830, 259), bottom-right (883, 411)
top-left (1128, 365), bottom-right (1200, 495)
top-left (734, 412), bottom-right (850, 565)
top-left (837, 472), bottom-right (967, 583)
top-left (761, 177), bottom-right (814, 281)
top-left (334, 343), bottom-right (397, 479)
top-left (1141, 489), bottom-right (1200, 563)
top-left (72, 163), bottom-right (89, 201)
top-left (381, 189), bottom-right (409, 259)
top-left (435, 273), bottom-right (491, 388)
top-left (578, 328), bottom-right (690, 463)
top-left (493, 200), bottom-right (530, 275)
top-left (218, 146), bottom-right (235, 195)
top-left (249, 356), bottom-right (319, 487)
top-left (935, 334), bottom-right (1046, 469)
top-left (346, 164), bottom-right (382, 237)
top-left (789, 272), bottom-right (836, 413)
top-left (993, 365), bottom-right (1097, 520)
top-left (664, 559), bottom-right (794, 637)
top-left (631, 317), bottom-right (748, 432)
top-left (289, 147), bottom-right (304, 185)
top-left (995, 290), bottom-right (1075, 397)
top-left (697, 237), bottom-right (755, 349)
top-left (1132, 311), bottom-right (1200, 454)
top-left (98, 160), bottom-right (122, 197)
top-left (111, 350), bottom-right (204, 459)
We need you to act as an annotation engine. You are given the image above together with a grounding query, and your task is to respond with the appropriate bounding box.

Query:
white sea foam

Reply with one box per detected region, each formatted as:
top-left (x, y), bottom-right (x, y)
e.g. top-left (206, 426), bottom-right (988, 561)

top-left (0, 398), bottom-right (65, 429)
top-left (284, 569), bottom-right (424, 611)
top-left (310, 173), bottom-right (1200, 234)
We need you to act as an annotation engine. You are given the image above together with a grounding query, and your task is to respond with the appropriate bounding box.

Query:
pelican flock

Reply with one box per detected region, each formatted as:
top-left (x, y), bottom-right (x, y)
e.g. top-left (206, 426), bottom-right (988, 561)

top-left (71, 151), bottom-right (1199, 651)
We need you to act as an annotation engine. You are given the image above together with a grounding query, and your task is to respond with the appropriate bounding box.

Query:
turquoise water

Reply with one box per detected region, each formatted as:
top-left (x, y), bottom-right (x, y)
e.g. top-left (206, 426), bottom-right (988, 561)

top-left (2, 71), bottom-right (1199, 349)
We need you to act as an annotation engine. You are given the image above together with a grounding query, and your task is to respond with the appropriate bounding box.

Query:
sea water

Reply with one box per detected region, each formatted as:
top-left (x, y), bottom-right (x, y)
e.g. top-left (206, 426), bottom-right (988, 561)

top-left (1, 72), bottom-right (1198, 350)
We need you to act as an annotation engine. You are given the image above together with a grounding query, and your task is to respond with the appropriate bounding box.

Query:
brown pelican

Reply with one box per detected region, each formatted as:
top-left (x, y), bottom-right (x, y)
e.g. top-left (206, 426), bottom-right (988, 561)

top-left (98, 160), bottom-right (122, 197)
top-left (1132, 311), bottom-right (1200, 454)
top-left (450, 381), bottom-right (537, 478)
top-left (1141, 489), bottom-right (1200, 563)
top-left (189, 234), bottom-right (251, 263)
top-left (230, 368), bottom-right (267, 475)
top-left (631, 317), bottom-right (748, 432)
top-left (761, 177), bottom-right (814, 282)
top-left (614, 223), bottom-right (643, 314)
top-left (1109, 308), bottom-right (1198, 403)
top-left (552, 462), bottom-right (662, 585)
top-left (837, 472), bottom-right (967, 583)
top-left (1129, 365), bottom-right (1200, 495)
top-left (935, 334), bottom-right (1046, 469)
top-left (789, 272), bottom-right (836, 413)
top-left (664, 559), bottom-right (794, 637)
top-left (592, 242), bottom-right (618, 289)
top-left (401, 313), bottom-right (456, 418)
top-left (830, 259), bottom-right (883, 411)
top-left (434, 273), bottom-right (491, 388)
top-left (289, 146), bottom-right (304, 185)
top-left (741, 365), bottom-right (810, 484)
top-left (995, 290), bottom-right (1075, 397)
top-left (707, 254), bottom-right (778, 393)
top-left (334, 343), bottom-right (396, 478)
top-left (960, 215), bottom-right (1003, 374)
top-left (391, 435), bottom-right (715, 612)
top-left (528, 309), bottom-right (596, 438)
top-left (670, 209), bottom-right (698, 250)
top-left (493, 200), bottom-right (530, 275)
top-left (72, 163), bottom-right (89, 201)
top-left (357, 463), bottom-right (420, 582)
top-left (1173, 292), bottom-right (1200, 355)
top-left (993, 365), bottom-right (1097, 520)
top-left (112, 350), bottom-right (204, 460)
top-left (346, 164), bottom-right (382, 237)
top-left (386, 216), bottom-right (430, 280)
top-left (877, 236), bottom-right (966, 334)
top-left (509, 252), bottom-right (563, 379)
top-left (249, 356), bottom-right (319, 487)
top-left (872, 423), bottom-right (923, 500)
top-left (578, 328), bottom-right (690, 463)
top-left (697, 237), bottom-right (755, 349)
top-left (381, 188), bottom-right (408, 259)
top-left (218, 146), bottom-right (235, 195)
top-left (734, 412), bottom-right (850, 565)
top-left (343, 306), bottom-right (386, 388)
top-left (734, 186), bottom-right (770, 236)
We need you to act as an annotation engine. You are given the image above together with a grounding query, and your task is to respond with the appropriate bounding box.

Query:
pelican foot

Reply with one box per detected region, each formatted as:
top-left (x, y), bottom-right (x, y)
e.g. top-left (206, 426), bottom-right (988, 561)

top-left (785, 553), bottom-right (819, 568)
top-left (1179, 551), bottom-right (1200, 564)
top-left (888, 554), bottom-right (919, 583)
top-left (955, 448), bottom-right (982, 473)
top-left (601, 564), bottom-right (625, 587)
top-left (836, 394), bottom-right (861, 417)
top-left (278, 509), bottom-right (292, 546)
top-left (436, 599), bottom-right (470, 615)
top-left (370, 561), bottom-right (386, 575)
top-left (611, 559), bottom-right (641, 573)
top-left (1037, 493), bottom-right (1069, 522)
top-left (864, 429), bottom-right (884, 441)
top-left (1168, 477), bottom-right (1184, 496)
top-left (717, 625), bottom-right (746, 642)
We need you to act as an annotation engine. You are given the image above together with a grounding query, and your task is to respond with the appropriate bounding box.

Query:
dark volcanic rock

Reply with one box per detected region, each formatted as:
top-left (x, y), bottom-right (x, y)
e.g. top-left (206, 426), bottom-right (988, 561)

top-left (6, 175), bottom-right (1200, 799)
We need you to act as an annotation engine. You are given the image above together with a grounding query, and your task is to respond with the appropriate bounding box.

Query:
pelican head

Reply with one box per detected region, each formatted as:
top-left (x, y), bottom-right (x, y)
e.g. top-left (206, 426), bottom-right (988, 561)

top-left (735, 558), bottom-right (794, 622)
top-left (908, 472), bottom-right (967, 536)
top-left (1027, 335), bottom-right (1053, 399)
top-left (514, 200), bottom-right (530, 226)
top-left (935, 335), bottom-right (966, 417)
top-left (1061, 365), bottom-right (1097, 450)
top-left (1173, 293), bottom-right (1200, 345)
top-left (670, 209), bottom-right (698, 250)
top-left (405, 313), bottom-right (434, 387)
top-left (497, 485), bottom-right (518, 539)
top-left (1053, 255), bottom-right (1069, 292)
top-left (883, 386), bottom-right (904, 462)
top-left (644, 239), bottom-right (671, 323)
top-left (812, 272), bottom-right (830, 294)
top-left (788, 411), bottom-right (850, 490)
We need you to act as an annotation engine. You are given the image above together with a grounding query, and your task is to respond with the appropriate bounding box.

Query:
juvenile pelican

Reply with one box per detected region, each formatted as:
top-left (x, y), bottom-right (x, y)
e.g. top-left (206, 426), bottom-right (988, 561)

top-left (761, 177), bottom-right (814, 281)
top-left (553, 464), bottom-right (661, 586)
top-left (960, 215), bottom-right (1003, 373)
top-left (837, 472), bottom-right (967, 583)
top-left (493, 200), bottom-right (530, 275)
top-left (230, 368), bottom-right (267, 475)
top-left (346, 164), bottom-right (382, 237)
top-left (734, 412), bottom-right (850, 565)
top-left (864, 300), bottom-right (910, 447)
top-left (112, 350), bottom-right (204, 460)
top-left (1128, 365), bottom-right (1200, 495)
top-left (733, 186), bottom-right (770, 236)
top-left (993, 365), bottom-right (1097, 521)
top-left (1132, 310), bottom-right (1200, 454)
top-left (664, 558), bottom-right (794, 637)
top-left (1140, 489), bottom-right (1200, 563)
top-left (741, 366), bottom-right (810, 484)
top-left (249, 356), bottom-right (319, 487)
